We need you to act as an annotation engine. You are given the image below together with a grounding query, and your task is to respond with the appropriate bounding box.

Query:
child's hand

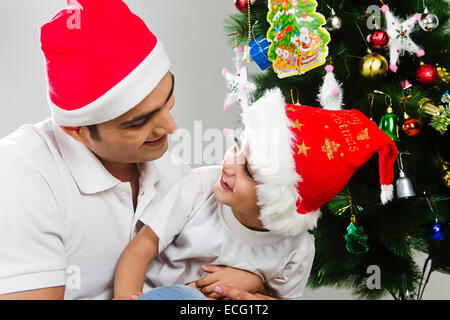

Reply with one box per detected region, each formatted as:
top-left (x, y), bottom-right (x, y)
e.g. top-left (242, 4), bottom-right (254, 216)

top-left (113, 292), bottom-right (142, 300)
top-left (195, 265), bottom-right (265, 299)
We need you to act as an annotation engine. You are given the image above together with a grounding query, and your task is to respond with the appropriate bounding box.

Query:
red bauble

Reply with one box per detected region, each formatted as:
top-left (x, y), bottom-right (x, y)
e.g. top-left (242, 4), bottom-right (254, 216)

top-left (368, 29), bottom-right (390, 49)
top-left (402, 118), bottom-right (421, 136)
top-left (234, 0), bottom-right (249, 12)
top-left (416, 64), bottom-right (439, 87)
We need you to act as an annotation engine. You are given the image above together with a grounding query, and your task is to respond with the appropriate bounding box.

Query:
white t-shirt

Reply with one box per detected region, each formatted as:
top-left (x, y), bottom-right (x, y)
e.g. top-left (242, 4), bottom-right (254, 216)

top-left (140, 166), bottom-right (315, 300)
top-left (0, 119), bottom-right (191, 299)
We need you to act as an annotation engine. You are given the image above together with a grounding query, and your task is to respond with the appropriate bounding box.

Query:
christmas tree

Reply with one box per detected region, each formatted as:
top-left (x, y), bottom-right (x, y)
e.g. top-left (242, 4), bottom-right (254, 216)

top-left (225, 0), bottom-right (449, 299)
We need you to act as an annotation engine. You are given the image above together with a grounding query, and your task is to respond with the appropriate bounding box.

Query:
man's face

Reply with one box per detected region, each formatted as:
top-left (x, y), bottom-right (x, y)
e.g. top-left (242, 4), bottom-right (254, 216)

top-left (80, 72), bottom-right (176, 164)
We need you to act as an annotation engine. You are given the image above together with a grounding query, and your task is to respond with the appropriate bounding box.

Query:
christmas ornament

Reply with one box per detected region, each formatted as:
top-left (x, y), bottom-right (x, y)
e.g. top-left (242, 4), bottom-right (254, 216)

top-left (442, 91), bottom-right (450, 104)
top-left (419, 7), bottom-right (439, 32)
top-left (419, 98), bottom-right (442, 117)
top-left (430, 219), bottom-right (445, 241)
top-left (266, 0), bottom-right (331, 78)
top-left (249, 37), bottom-right (272, 70)
top-left (423, 191), bottom-right (445, 241)
top-left (222, 46), bottom-right (257, 111)
top-left (325, 8), bottom-right (342, 31)
top-left (402, 117), bottom-right (421, 136)
top-left (396, 153), bottom-right (416, 199)
top-left (441, 160), bottom-right (450, 188)
top-left (233, 0), bottom-right (256, 13)
top-left (381, 5), bottom-right (425, 72)
top-left (436, 64), bottom-right (450, 84)
top-left (400, 94), bottom-right (421, 136)
top-left (375, 90), bottom-right (400, 141)
top-left (317, 63), bottom-right (343, 110)
top-left (359, 50), bottom-right (388, 81)
top-left (223, 128), bottom-right (231, 137)
top-left (416, 62), bottom-right (439, 87)
top-left (242, 0), bottom-right (253, 62)
top-left (367, 29), bottom-right (390, 50)
top-left (418, 98), bottom-right (450, 135)
top-left (345, 215), bottom-right (369, 255)
top-left (401, 79), bottom-right (413, 91)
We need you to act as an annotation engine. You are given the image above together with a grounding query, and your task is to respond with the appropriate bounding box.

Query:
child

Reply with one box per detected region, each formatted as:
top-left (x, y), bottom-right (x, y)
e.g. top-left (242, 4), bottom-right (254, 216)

top-left (113, 88), bottom-right (397, 300)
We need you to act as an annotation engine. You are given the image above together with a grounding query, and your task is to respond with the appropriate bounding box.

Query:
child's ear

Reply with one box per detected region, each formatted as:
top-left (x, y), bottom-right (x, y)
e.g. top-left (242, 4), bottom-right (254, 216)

top-left (59, 126), bottom-right (90, 144)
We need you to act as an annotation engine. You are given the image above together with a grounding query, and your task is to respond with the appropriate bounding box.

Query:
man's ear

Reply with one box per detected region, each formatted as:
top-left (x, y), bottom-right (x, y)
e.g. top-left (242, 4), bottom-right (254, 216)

top-left (59, 126), bottom-right (90, 144)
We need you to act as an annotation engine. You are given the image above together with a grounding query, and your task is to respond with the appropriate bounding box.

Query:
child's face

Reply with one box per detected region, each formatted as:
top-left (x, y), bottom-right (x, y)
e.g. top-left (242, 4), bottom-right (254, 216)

top-left (213, 145), bottom-right (260, 217)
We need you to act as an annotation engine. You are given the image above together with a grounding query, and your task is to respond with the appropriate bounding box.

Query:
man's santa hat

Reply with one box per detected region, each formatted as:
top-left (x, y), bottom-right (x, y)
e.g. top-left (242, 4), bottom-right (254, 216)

top-left (40, 0), bottom-right (171, 126)
top-left (240, 88), bottom-right (398, 236)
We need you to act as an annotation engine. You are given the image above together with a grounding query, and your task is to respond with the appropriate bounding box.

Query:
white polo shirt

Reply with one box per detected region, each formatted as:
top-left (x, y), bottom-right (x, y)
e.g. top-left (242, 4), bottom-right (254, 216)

top-left (0, 119), bottom-right (191, 299)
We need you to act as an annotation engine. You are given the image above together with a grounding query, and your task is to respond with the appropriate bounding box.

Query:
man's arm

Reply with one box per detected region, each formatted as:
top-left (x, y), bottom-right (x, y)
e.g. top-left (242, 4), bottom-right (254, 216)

top-left (113, 225), bottom-right (159, 299)
top-left (0, 154), bottom-right (66, 298)
top-left (0, 286), bottom-right (65, 300)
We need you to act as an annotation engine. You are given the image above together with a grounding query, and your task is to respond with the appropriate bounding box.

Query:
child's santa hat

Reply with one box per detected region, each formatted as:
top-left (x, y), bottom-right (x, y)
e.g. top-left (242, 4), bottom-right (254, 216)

top-left (240, 88), bottom-right (398, 236)
top-left (40, 0), bottom-right (171, 126)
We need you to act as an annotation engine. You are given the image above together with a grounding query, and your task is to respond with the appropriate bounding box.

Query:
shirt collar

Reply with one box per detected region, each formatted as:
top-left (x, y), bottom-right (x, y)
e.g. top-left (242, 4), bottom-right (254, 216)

top-left (53, 123), bottom-right (122, 194)
top-left (137, 160), bottom-right (161, 191)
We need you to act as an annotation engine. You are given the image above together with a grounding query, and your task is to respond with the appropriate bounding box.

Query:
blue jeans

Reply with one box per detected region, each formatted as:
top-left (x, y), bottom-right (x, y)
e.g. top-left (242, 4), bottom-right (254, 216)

top-left (138, 285), bottom-right (207, 300)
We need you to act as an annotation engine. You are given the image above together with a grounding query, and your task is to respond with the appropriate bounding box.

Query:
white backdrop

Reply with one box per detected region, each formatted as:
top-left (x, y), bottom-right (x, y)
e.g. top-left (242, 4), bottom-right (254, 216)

top-left (0, 0), bottom-right (448, 300)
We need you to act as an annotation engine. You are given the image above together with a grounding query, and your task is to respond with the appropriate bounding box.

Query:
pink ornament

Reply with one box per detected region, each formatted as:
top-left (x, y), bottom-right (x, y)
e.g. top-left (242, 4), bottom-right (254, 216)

top-left (414, 13), bottom-right (422, 21)
top-left (389, 65), bottom-right (398, 72)
top-left (381, 5), bottom-right (389, 13)
top-left (223, 104), bottom-right (231, 111)
top-left (417, 49), bottom-right (425, 57)
top-left (325, 64), bottom-right (334, 73)
top-left (222, 68), bottom-right (229, 76)
top-left (223, 128), bottom-right (230, 136)
top-left (331, 88), bottom-right (339, 97)
top-left (238, 45), bottom-right (244, 53)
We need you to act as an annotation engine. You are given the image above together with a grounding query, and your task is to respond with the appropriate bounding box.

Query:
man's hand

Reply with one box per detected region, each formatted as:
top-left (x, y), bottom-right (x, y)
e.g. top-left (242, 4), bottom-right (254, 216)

top-left (194, 265), bottom-right (265, 299)
top-left (212, 285), bottom-right (278, 300)
top-left (113, 292), bottom-right (142, 300)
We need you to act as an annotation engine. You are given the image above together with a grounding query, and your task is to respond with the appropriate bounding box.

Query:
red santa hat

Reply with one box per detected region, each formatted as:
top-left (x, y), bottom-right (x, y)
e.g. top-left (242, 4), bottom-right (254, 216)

top-left (40, 0), bottom-right (171, 126)
top-left (240, 88), bottom-right (398, 236)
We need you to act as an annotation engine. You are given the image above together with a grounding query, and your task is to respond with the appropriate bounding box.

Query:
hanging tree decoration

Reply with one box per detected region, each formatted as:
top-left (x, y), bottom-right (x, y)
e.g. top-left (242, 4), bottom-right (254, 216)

top-left (418, 97), bottom-right (450, 135)
top-left (399, 94), bottom-right (421, 137)
top-left (248, 20), bottom-right (273, 70)
top-left (325, 7), bottom-right (343, 31)
top-left (419, 0), bottom-right (439, 32)
top-left (241, 0), bottom-right (254, 62)
top-left (380, 4), bottom-right (425, 72)
top-left (266, 0), bottom-right (331, 78)
top-left (317, 59), bottom-right (343, 110)
top-left (423, 191), bottom-right (445, 241)
top-left (395, 152), bottom-right (416, 199)
top-left (328, 189), bottom-right (369, 255)
top-left (221, 43), bottom-right (257, 112)
top-left (375, 90), bottom-right (400, 141)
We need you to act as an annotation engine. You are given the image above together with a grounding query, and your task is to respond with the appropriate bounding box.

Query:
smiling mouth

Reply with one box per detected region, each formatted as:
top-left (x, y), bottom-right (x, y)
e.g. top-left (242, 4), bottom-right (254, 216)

top-left (143, 135), bottom-right (167, 147)
top-left (219, 175), bottom-right (233, 191)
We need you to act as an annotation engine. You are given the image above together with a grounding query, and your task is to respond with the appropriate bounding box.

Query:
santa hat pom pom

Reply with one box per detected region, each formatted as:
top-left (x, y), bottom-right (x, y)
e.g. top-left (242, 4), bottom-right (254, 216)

top-left (380, 184), bottom-right (394, 204)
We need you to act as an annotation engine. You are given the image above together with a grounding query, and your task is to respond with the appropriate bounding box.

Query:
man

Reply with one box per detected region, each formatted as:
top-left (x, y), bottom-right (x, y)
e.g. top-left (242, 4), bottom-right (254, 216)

top-left (0, 0), bottom-right (261, 300)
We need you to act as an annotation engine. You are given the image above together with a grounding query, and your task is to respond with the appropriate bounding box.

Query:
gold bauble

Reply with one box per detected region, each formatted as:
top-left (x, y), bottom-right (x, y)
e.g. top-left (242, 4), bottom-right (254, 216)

top-left (442, 161), bottom-right (450, 188)
top-left (359, 51), bottom-right (388, 81)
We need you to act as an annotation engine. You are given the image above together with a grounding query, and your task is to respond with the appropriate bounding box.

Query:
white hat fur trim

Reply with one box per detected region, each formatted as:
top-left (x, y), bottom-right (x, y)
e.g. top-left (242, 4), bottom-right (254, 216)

top-left (241, 88), bottom-right (321, 236)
